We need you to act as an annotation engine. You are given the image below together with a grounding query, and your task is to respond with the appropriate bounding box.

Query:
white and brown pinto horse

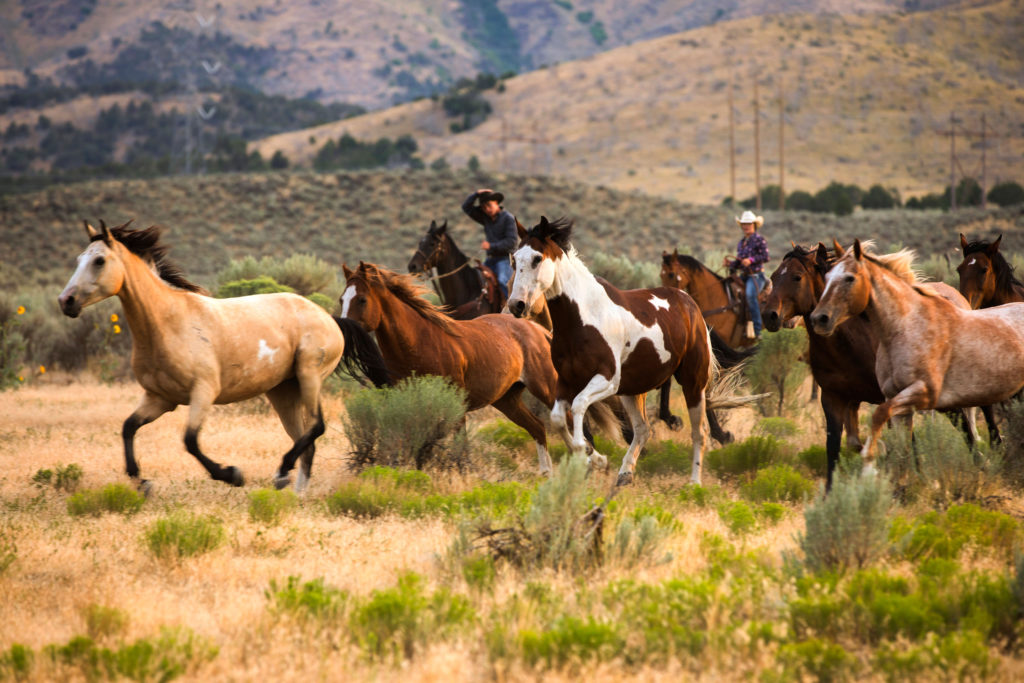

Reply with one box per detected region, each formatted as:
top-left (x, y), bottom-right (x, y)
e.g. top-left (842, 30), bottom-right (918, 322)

top-left (508, 217), bottom-right (717, 486)
top-left (58, 220), bottom-right (389, 493)
top-left (810, 239), bottom-right (1024, 463)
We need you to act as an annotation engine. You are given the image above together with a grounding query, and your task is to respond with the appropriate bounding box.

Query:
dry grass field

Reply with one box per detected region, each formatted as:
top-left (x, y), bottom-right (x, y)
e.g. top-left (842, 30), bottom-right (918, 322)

top-left (2, 372), bottom-right (1023, 681)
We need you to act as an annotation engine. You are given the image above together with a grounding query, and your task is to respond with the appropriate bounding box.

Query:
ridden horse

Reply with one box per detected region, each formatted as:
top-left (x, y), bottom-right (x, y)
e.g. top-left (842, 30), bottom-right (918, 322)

top-left (810, 240), bottom-right (1024, 463)
top-left (956, 234), bottom-right (1024, 309)
top-left (339, 262), bottom-right (616, 474)
top-left (508, 217), bottom-right (732, 486)
top-left (659, 250), bottom-right (763, 349)
top-left (407, 219), bottom-right (504, 319)
top-left (57, 221), bottom-right (390, 492)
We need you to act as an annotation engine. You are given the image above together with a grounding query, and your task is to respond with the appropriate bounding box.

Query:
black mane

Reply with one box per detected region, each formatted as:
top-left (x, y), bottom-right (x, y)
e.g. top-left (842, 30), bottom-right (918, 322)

top-left (527, 216), bottom-right (574, 251)
top-left (665, 251), bottom-right (725, 280)
top-left (98, 222), bottom-right (207, 294)
top-left (963, 239), bottom-right (1024, 292)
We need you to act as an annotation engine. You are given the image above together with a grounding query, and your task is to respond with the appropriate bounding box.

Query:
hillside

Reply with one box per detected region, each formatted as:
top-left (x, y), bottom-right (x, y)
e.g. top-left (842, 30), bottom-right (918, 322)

top-left (253, 0), bottom-right (1024, 203)
top-left (2, 170), bottom-right (1021, 292)
top-left (0, 0), bottom-right (972, 109)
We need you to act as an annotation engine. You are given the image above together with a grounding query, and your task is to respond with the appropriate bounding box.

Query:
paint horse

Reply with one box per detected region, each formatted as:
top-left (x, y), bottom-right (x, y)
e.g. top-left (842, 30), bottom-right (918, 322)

top-left (508, 217), bottom-right (724, 486)
top-left (58, 220), bottom-right (390, 493)
top-left (810, 240), bottom-right (1024, 462)
top-left (957, 234), bottom-right (1024, 309)
top-left (407, 219), bottom-right (505, 319)
top-left (340, 261), bottom-right (616, 475)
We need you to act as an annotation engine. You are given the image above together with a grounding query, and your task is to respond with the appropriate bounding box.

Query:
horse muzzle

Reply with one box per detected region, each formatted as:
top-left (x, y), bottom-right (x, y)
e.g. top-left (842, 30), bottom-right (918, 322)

top-left (508, 299), bottom-right (528, 318)
top-left (810, 312), bottom-right (835, 336)
top-left (763, 310), bottom-right (782, 333)
top-left (58, 289), bottom-right (81, 318)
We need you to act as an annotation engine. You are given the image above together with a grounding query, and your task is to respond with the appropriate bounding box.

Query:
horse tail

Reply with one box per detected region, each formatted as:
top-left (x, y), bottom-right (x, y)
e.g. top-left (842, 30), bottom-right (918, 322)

top-left (333, 316), bottom-right (393, 388)
top-left (704, 323), bottom-right (765, 411)
top-left (585, 398), bottom-right (622, 441)
top-left (709, 328), bottom-right (756, 369)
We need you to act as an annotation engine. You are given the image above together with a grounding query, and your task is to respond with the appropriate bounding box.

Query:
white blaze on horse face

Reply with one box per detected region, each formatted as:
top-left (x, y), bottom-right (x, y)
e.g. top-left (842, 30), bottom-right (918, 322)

top-left (967, 258), bottom-right (976, 266)
top-left (340, 284), bottom-right (357, 318)
top-left (60, 241), bottom-right (115, 308)
top-left (511, 245), bottom-right (554, 308)
top-left (649, 295), bottom-right (669, 311)
top-left (257, 339), bottom-right (278, 363)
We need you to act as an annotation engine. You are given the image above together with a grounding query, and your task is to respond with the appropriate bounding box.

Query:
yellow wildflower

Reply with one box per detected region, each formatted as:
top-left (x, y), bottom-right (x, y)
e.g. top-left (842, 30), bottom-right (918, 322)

top-left (38, 365), bottom-right (46, 374)
top-left (16, 306), bottom-right (25, 315)
top-left (110, 313), bottom-right (119, 322)
top-left (113, 325), bottom-right (122, 334)
top-left (18, 376), bottom-right (24, 382)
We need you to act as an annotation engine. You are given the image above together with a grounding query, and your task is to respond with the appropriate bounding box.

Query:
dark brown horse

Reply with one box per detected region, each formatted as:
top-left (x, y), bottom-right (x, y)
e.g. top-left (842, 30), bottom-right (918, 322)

top-left (407, 219), bottom-right (504, 319)
top-left (507, 217), bottom-right (752, 486)
top-left (340, 262), bottom-right (614, 474)
top-left (957, 234), bottom-right (1024, 309)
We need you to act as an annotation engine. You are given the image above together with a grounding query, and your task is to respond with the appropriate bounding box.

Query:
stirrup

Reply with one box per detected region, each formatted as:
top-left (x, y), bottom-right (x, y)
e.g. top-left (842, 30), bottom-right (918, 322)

top-left (745, 321), bottom-right (756, 339)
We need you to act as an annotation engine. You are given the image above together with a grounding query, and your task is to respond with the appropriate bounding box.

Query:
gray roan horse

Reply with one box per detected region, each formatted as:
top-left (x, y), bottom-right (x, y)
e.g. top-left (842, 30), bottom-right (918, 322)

top-left (58, 220), bottom-right (390, 493)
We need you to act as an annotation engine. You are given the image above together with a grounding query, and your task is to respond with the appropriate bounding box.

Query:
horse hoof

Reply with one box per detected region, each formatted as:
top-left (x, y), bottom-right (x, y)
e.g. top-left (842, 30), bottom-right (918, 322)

top-left (137, 479), bottom-right (153, 498)
top-left (225, 466), bottom-right (245, 487)
top-left (273, 474), bottom-right (291, 490)
top-left (666, 416), bottom-right (683, 431)
top-left (615, 472), bottom-right (634, 487)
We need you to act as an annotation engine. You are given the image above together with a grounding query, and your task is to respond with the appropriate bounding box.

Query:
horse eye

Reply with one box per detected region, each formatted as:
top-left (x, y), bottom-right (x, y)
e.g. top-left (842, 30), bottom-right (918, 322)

top-left (792, 274), bottom-right (802, 282)
top-left (357, 295), bottom-right (367, 304)
top-left (532, 255), bottom-right (541, 268)
top-left (94, 256), bottom-right (106, 268)
top-left (845, 275), bottom-right (855, 283)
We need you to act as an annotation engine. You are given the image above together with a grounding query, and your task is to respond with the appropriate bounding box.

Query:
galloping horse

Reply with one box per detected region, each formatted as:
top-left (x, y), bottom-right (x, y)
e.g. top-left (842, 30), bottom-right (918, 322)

top-left (340, 261), bottom-right (615, 474)
top-left (508, 217), bottom-right (728, 486)
top-left (407, 219), bottom-right (504, 319)
top-left (810, 240), bottom-right (1024, 462)
top-left (58, 221), bottom-right (390, 492)
top-left (659, 249), bottom-right (763, 349)
top-left (956, 234), bottom-right (1024, 309)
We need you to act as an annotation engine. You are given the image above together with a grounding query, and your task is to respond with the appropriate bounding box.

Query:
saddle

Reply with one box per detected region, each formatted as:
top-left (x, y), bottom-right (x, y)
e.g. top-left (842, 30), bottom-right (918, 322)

top-left (474, 261), bottom-right (505, 312)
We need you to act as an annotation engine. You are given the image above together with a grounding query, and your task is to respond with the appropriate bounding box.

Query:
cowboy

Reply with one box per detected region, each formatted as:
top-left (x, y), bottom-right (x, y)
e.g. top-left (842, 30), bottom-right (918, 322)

top-left (723, 210), bottom-right (770, 338)
top-left (461, 187), bottom-right (517, 299)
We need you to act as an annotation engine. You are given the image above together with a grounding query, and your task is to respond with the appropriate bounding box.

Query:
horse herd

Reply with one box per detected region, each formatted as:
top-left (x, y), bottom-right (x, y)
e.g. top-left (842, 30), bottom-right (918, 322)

top-left (56, 218), bottom-right (1024, 496)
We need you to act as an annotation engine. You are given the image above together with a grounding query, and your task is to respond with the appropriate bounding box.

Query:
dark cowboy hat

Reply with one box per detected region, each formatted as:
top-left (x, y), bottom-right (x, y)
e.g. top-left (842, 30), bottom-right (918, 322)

top-left (477, 190), bottom-right (504, 205)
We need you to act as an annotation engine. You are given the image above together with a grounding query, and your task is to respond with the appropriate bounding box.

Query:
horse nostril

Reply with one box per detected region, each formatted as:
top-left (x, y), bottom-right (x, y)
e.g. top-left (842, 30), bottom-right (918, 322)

top-left (510, 300), bottom-right (525, 317)
top-left (813, 314), bottom-right (828, 328)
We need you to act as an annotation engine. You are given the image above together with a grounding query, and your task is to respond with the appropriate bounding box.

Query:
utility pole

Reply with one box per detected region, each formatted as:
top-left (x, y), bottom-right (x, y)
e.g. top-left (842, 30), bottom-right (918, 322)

top-left (938, 112), bottom-right (995, 212)
top-left (778, 75), bottom-right (785, 211)
top-left (728, 69), bottom-right (736, 205)
top-left (754, 77), bottom-right (761, 212)
top-left (949, 111), bottom-right (956, 211)
top-left (980, 113), bottom-right (987, 210)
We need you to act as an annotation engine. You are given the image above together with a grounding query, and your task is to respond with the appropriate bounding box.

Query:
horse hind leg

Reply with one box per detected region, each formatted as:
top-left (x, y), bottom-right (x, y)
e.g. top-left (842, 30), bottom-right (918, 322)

top-left (615, 393), bottom-right (651, 487)
top-left (492, 383), bottom-right (553, 476)
top-left (266, 379), bottom-right (318, 492)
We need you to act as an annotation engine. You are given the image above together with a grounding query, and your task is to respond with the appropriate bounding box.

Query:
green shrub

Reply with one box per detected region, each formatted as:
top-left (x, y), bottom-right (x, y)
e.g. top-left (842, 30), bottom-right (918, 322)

top-left (83, 604), bottom-right (129, 640)
top-left (519, 617), bottom-right (623, 668)
top-left (266, 576), bottom-right (348, 620)
top-left (635, 439), bottom-right (693, 476)
top-left (741, 464), bottom-right (815, 503)
top-left (717, 500), bottom-right (758, 535)
top-left (461, 554), bottom-right (497, 593)
top-left (348, 572), bottom-right (474, 661)
top-left (0, 295), bottom-right (27, 391)
top-left (0, 643), bottom-right (32, 679)
top-left (800, 472), bottom-right (892, 573)
top-left (987, 180), bottom-right (1024, 207)
top-left (45, 628), bottom-right (218, 681)
top-left (342, 375), bottom-right (467, 470)
top-left (305, 292), bottom-right (334, 311)
top-left (588, 251), bottom-right (659, 289)
top-left (744, 328), bottom-right (809, 416)
top-left (797, 444), bottom-right (828, 478)
top-left (754, 416), bottom-right (800, 439)
top-left (217, 253), bottom-right (335, 296)
top-left (325, 482), bottom-right (402, 518)
top-left (32, 462), bottom-right (84, 492)
top-left (144, 511), bottom-right (225, 559)
top-left (677, 483), bottom-right (724, 508)
top-left (607, 514), bottom-right (671, 565)
top-left (477, 419), bottom-right (533, 450)
top-left (216, 275), bottom-right (294, 298)
top-left (67, 484), bottom-right (145, 517)
top-left (0, 526), bottom-right (15, 574)
top-left (890, 504), bottom-right (1022, 563)
top-left (358, 466), bottom-right (432, 493)
top-left (705, 436), bottom-right (793, 477)
top-left (247, 488), bottom-right (298, 525)
top-left (779, 638), bottom-right (859, 682)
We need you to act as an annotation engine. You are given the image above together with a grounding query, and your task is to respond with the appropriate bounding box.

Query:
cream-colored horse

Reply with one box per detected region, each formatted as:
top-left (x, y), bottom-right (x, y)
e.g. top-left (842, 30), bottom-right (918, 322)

top-left (58, 220), bottom-right (390, 493)
top-left (810, 239), bottom-right (1024, 461)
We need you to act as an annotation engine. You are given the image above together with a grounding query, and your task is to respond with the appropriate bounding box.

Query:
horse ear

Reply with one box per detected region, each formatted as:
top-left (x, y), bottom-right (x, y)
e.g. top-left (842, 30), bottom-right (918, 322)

top-left (436, 220), bottom-right (447, 234)
top-left (429, 220), bottom-right (437, 230)
top-left (99, 220), bottom-right (113, 246)
top-left (853, 239), bottom-right (863, 261)
top-left (987, 235), bottom-right (1002, 255)
top-left (515, 218), bottom-right (527, 243)
top-left (342, 264), bottom-right (354, 279)
top-left (959, 233), bottom-right (969, 252)
top-left (832, 239), bottom-right (846, 256)
top-left (673, 247), bottom-right (680, 257)
top-left (83, 220), bottom-right (99, 239)
top-left (790, 240), bottom-right (797, 249)
top-left (815, 242), bottom-right (829, 267)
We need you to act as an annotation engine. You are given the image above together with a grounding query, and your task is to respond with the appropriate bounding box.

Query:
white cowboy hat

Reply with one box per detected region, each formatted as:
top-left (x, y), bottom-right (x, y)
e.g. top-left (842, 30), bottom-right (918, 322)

top-left (735, 210), bottom-right (764, 228)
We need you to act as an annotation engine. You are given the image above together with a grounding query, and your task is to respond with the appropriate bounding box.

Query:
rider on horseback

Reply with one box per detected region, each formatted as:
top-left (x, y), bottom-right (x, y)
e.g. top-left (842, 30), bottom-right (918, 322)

top-left (462, 188), bottom-right (517, 299)
top-left (723, 210), bottom-right (770, 339)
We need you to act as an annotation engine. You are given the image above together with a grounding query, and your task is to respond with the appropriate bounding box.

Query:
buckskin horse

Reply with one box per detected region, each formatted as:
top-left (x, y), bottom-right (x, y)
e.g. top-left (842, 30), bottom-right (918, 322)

top-left (57, 220), bottom-right (390, 493)
top-left (340, 261), bottom-right (616, 475)
top-left (508, 217), bottom-right (752, 486)
top-left (810, 240), bottom-right (1024, 464)
top-left (956, 234), bottom-right (1024, 309)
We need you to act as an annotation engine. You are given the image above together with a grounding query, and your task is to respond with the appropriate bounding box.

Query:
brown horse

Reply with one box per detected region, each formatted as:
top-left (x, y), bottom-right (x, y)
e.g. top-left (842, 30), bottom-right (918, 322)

top-left (508, 217), bottom-right (748, 486)
top-left (956, 234), bottom-right (1024, 309)
top-left (339, 261), bottom-right (614, 474)
top-left (57, 221), bottom-right (390, 493)
top-left (810, 240), bottom-right (1024, 463)
top-left (659, 250), bottom-right (762, 349)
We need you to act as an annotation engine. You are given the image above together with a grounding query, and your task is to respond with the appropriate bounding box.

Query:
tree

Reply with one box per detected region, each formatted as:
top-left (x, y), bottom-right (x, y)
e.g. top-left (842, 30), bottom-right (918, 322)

top-left (987, 181), bottom-right (1024, 207)
top-left (861, 184), bottom-right (897, 210)
top-left (269, 150), bottom-right (289, 170)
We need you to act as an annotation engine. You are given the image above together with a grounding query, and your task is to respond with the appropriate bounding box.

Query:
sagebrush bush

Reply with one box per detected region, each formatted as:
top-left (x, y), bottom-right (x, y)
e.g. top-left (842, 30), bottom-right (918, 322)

top-left (635, 439), bottom-right (693, 477)
top-left (797, 445), bottom-right (829, 478)
top-left (519, 616), bottom-right (623, 668)
top-left (83, 605), bottom-right (129, 640)
top-left (800, 472), bottom-right (892, 573)
top-left (741, 464), bottom-right (815, 503)
top-left (705, 436), bottom-right (794, 477)
top-left (342, 376), bottom-right (467, 470)
top-left (477, 419), bottom-right (533, 450)
top-left (217, 253), bottom-right (335, 295)
top-left (779, 638), bottom-right (859, 682)
top-left (889, 504), bottom-right (1022, 563)
top-left (754, 416), bottom-right (801, 439)
top-left (32, 462), bottom-right (83, 492)
top-left (247, 488), bottom-right (297, 525)
top-left (67, 484), bottom-right (145, 517)
top-left (144, 511), bottom-right (225, 559)
top-left (744, 328), bottom-right (809, 416)
top-left (587, 252), bottom-right (659, 289)
top-left (0, 643), bottom-right (32, 678)
top-left (216, 275), bottom-right (294, 298)
top-left (717, 501), bottom-right (758, 535)
top-left (43, 627), bottom-right (218, 681)
top-left (266, 576), bottom-right (348, 621)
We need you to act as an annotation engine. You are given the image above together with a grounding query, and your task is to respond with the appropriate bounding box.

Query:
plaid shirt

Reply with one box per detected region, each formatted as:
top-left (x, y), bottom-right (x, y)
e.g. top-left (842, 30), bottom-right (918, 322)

top-left (730, 232), bottom-right (769, 275)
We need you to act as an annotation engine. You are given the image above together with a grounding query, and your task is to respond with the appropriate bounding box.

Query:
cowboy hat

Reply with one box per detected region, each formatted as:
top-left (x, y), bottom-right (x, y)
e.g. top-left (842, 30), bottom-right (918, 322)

top-left (477, 190), bottom-right (504, 205)
top-left (735, 210), bottom-right (764, 228)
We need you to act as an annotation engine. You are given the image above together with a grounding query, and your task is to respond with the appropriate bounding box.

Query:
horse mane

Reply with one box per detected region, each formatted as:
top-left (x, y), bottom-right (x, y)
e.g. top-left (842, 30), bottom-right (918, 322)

top-left (665, 252), bottom-right (726, 281)
top-left (963, 239), bottom-right (1024, 292)
top-left (859, 246), bottom-right (938, 297)
top-left (101, 222), bottom-right (208, 294)
top-left (364, 266), bottom-right (461, 334)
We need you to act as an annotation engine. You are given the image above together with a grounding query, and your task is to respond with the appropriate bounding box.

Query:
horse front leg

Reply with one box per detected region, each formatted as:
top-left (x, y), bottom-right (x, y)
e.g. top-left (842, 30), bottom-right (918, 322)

top-left (819, 390), bottom-right (843, 492)
top-left (184, 384), bottom-right (245, 487)
top-left (616, 394), bottom-right (651, 486)
top-left (657, 379), bottom-right (682, 430)
top-left (863, 380), bottom-right (931, 470)
top-left (570, 373), bottom-right (619, 472)
top-left (122, 392), bottom-right (176, 495)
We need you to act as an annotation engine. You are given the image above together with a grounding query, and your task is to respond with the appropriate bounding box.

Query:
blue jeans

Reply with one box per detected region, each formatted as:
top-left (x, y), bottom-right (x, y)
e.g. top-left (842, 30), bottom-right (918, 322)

top-left (485, 256), bottom-right (512, 299)
top-left (744, 272), bottom-right (768, 336)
